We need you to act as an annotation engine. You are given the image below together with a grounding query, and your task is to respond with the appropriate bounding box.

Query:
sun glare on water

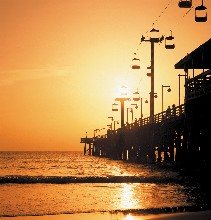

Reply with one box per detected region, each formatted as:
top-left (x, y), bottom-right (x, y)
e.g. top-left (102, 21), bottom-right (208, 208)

top-left (125, 214), bottom-right (134, 220)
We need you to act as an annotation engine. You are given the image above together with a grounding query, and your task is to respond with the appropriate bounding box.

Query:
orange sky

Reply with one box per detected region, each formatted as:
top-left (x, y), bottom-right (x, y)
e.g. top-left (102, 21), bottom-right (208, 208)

top-left (0, 0), bottom-right (210, 151)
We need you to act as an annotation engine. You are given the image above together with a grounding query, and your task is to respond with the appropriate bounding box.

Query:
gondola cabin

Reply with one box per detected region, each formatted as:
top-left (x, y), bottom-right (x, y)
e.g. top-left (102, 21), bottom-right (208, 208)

top-left (132, 58), bottom-right (140, 69)
top-left (133, 89), bottom-right (140, 101)
top-left (195, 4), bottom-right (207, 22)
top-left (132, 53), bottom-right (140, 69)
top-left (178, 0), bottom-right (192, 8)
top-left (120, 85), bottom-right (128, 97)
top-left (150, 28), bottom-right (160, 43)
top-left (165, 36), bottom-right (175, 49)
top-left (112, 103), bottom-right (118, 111)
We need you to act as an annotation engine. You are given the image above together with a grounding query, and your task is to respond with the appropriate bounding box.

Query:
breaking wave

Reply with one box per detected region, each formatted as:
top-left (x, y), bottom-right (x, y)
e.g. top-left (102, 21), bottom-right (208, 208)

top-left (0, 175), bottom-right (184, 184)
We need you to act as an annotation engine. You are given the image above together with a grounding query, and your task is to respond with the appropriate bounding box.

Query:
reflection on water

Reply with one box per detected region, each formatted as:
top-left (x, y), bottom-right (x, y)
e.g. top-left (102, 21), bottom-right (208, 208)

top-left (0, 152), bottom-right (206, 217)
top-left (121, 184), bottom-right (136, 209)
top-left (0, 151), bottom-right (178, 178)
top-left (125, 214), bottom-right (134, 220)
top-left (112, 213), bottom-right (144, 220)
top-left (0, 183), bottom-right (194, 216)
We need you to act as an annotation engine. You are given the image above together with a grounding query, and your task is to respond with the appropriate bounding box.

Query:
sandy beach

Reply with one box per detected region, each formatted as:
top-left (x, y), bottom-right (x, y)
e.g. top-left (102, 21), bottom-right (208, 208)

top-left (1, 210), bottom-right (211, 220)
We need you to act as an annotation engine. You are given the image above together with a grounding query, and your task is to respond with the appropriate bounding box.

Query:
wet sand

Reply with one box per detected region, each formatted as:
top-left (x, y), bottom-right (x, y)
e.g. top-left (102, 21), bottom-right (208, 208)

top-left (1, 210), bottom-right (211, 220)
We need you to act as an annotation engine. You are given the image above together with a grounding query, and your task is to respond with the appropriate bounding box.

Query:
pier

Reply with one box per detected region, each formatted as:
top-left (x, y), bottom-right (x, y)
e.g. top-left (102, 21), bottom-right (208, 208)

top-left (81, 38), bottom-right (211, 170)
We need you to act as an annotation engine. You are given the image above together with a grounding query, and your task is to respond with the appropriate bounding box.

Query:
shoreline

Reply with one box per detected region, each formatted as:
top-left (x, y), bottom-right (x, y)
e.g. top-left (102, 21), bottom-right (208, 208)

top-left (1, 210), bottom-right (211, 220)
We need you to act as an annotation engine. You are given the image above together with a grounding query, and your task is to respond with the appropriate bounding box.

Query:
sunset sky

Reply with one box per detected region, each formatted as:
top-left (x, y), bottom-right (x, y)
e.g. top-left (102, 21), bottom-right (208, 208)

top-left (0, 0), bottom-right (210, 151)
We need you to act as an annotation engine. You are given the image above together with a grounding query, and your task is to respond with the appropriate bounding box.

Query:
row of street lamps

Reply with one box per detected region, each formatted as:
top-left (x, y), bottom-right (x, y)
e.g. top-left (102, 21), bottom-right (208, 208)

top-left (111, 83), bottom-right (171, 128)
top-left (93, 74), bottom-right (185, 137)
top-left (103, 71), bottom-right (186, 134)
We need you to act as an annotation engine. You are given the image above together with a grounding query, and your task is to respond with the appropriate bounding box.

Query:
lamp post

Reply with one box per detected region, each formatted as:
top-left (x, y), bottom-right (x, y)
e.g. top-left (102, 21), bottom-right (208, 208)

top-left (178, 74), bottom-right (187, 105)
top-left (140, 98), bottom-right (148, 119)
top-left (141, 28), bottom-right (164, 123)
top-left (108, 116), bottom-right (114, 130)
top-left (131, 103), bottom-right (138, 109)
top-left (132, 98), bottom-right (148, 120)
top-left (115, 85), bottom-right (130, 128)
top-left (113, 120), bottom-right (119, 131)
top-left (162, 85), bottom-right (171, 112)
top-left (132, 89), bottom-right (148, 120)
top-left (126, 108), bottom-right (133, 123)
top-left (107, 124), bottom-right (112, 130)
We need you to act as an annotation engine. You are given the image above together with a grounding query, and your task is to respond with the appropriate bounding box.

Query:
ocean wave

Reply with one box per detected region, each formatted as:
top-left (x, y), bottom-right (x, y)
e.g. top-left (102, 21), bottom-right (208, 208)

top-left (0, 175), bottom-right (184, 184)
top-left (1, 205), bottom-right (210, 218)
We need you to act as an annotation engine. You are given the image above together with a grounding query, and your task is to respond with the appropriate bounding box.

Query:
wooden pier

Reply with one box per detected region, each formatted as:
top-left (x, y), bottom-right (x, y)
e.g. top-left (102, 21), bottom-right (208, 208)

top-left (81, 38), bottom-right (211, 170)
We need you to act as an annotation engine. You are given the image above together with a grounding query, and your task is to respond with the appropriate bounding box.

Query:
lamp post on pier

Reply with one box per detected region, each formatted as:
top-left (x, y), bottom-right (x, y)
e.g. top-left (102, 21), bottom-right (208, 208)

top-left (108, 116), bottom-right (114, 131)
top-left (113, 120), bottom-right (119, 131)
top-left (162, 85), bottom-right (171, 112)
top-left (132, 89), bottom-right (149, 120)
top-left (107, 124), bottom-right (112, 130)
top-left (126, 108), bottom-right (133, 123)
top-left (140, 98), bottom-right (148, 119)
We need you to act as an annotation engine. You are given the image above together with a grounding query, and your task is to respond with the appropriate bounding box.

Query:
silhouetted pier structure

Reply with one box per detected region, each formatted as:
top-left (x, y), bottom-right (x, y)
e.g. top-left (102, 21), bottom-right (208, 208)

top-left (81, 38), bottom-right (211, 169)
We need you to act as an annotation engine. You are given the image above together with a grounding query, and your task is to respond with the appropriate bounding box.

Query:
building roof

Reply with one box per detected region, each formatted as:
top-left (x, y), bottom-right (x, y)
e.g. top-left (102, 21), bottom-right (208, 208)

top-left (175, 38), bottom-right (211, 70)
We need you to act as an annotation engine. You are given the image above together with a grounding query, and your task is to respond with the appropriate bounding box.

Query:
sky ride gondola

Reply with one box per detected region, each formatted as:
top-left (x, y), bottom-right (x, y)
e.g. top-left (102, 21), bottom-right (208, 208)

top-left (112, 103), bottom-right (118, 111)
top-left (178, 0), bottom-right (192, 8)
top-left (195, 1), bottom-right (207, 22)
top-left (165, 31), bottom-right (175, 49)
top-left (132, 53), bottom-right (140, 69)
top-left (133, 89), bottom-right (140, 101)
top-left (150, 28), bottom-right (161, 43)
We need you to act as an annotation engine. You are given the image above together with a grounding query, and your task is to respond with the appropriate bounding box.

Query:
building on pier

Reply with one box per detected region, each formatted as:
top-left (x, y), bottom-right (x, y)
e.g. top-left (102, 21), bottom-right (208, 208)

top-left (174, 38), bottom-right (211, 169)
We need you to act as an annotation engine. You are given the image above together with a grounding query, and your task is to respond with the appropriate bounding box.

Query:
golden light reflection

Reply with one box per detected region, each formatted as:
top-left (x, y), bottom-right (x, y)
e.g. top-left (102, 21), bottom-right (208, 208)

top-left (120, 183), bottom-right (136, 209)
top-left (125, 214), bottom-right (134, 220)
top-left (124, 213), bottom-right (150, 220)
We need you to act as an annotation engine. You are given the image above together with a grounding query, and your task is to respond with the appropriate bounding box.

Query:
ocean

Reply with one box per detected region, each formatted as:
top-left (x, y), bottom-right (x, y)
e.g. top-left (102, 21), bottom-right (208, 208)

top-left (0, 151), bottom-right (210, 218)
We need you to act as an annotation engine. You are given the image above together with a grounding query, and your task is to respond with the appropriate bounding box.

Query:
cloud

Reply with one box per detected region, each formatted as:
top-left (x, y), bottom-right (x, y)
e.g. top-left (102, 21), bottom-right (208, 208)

top-left (0, 66), bottom-right (72, 86)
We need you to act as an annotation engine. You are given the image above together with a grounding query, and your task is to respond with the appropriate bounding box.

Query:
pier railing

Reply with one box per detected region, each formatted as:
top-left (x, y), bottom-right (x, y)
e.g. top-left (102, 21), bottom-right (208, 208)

top-left (122, 104), bottom-right (185, 131)
top-left (81, 104), bottom-right (185, 142)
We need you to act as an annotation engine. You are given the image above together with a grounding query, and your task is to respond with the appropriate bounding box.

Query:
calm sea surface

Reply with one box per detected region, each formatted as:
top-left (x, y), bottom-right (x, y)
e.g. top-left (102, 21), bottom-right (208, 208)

top-left (0, 151), bottom-right (209, 217)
